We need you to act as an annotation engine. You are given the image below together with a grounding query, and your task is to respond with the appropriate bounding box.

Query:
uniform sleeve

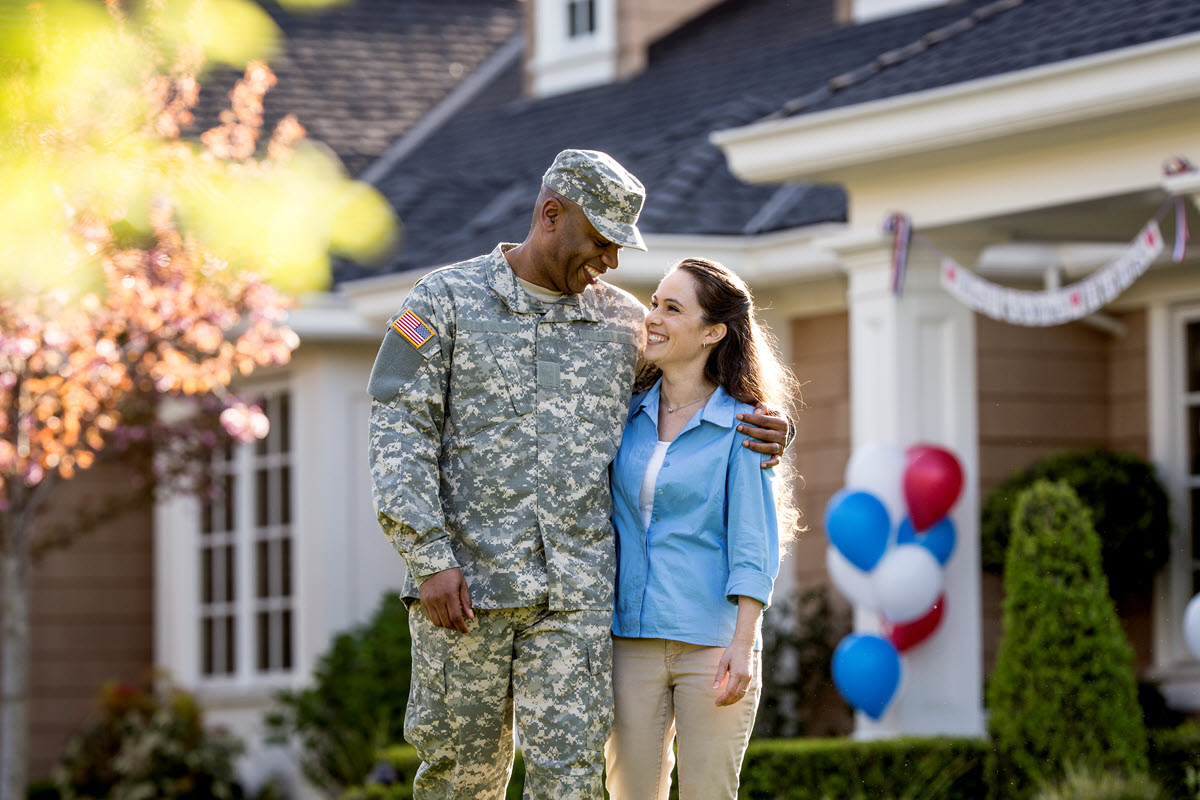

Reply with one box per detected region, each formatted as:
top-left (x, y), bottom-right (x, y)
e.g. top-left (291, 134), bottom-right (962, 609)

top-left (724, 427), bottom-right (781, 608)
top-left (367, 283), bottom-right (459, 584)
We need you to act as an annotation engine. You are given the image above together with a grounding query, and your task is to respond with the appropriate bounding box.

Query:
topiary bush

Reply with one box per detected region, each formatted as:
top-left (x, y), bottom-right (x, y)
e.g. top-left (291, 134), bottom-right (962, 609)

top-left (980, 448), bottom-right (1170, 597)
top-left (52, 678), bottom-right (243, 800)
top-left (986, 480), bottom-right (1149, 800)
top-left (265, 592), bottom-right (412, 794)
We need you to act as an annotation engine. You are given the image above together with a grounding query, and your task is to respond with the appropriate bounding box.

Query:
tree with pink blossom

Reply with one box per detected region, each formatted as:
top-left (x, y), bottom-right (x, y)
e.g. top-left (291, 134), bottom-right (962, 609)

top-left (0, 2), bottom-right (397, 795)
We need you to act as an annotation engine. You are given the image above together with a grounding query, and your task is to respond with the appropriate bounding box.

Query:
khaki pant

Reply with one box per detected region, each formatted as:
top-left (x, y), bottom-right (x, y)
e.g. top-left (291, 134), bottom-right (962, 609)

top-left (405, 603), bottom-right (613, 800)
top-left (605, 636), bottom-right (761, 800)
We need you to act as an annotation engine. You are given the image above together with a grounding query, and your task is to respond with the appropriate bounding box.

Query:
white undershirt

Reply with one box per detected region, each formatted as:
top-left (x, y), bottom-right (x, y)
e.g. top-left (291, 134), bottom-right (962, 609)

top-left (516, 276), bottom-right (565, 305)
top-left (638, 441), bottom-right (671, 529)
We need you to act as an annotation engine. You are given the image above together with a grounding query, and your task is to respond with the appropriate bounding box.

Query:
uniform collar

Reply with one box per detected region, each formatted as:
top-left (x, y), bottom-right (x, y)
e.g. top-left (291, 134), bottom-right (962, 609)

top-left (632, 380), bottom-right (740, 430)
top-left (485, 243), bottom-right (603, 323)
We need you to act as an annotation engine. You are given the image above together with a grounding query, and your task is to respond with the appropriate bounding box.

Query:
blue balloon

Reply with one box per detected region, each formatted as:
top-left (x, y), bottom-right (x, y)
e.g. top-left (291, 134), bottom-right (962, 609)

top-left (832, 633), bottom-right (901, 720)
top-left (824, 489), bottom-right (891, 572)
top-left (897, 516), bottom-right (957, 565)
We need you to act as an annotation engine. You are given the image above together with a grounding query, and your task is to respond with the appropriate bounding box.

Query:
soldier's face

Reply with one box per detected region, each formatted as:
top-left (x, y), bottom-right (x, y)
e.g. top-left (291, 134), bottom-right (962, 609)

top-left (556, 204), bottom-right (621, 294)
top-left (644, 269), bottom-right (713, 369)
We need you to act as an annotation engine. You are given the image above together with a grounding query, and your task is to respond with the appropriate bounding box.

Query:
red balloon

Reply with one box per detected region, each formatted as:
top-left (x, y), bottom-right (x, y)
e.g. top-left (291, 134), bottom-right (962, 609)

top-left (903, 445), bottom-right (963, 532)
top-left (884, 594), bottom-right (945, 652)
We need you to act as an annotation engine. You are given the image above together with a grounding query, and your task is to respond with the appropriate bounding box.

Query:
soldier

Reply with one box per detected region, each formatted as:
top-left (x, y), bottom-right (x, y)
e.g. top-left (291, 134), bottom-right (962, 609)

top-left (367, 150), bottom-right (789, 800)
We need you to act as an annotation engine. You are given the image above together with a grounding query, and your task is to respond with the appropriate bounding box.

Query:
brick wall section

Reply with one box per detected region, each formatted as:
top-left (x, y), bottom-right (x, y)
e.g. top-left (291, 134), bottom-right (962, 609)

top-left (26, 463), bottom-right (154, 780)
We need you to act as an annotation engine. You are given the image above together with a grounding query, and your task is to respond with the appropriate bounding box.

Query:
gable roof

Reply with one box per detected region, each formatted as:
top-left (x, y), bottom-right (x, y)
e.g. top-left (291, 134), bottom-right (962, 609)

top-left (767, 0), bottom-right (1200, 121)
top-left (195, 0), bottom-right (521, 177)
top-left (340, 0), bottom-right (1200, 284)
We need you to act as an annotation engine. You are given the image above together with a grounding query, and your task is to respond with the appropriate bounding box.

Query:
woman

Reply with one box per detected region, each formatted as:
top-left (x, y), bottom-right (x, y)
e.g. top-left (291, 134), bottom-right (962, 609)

top-left (606, 257), bottom-right (798, 800)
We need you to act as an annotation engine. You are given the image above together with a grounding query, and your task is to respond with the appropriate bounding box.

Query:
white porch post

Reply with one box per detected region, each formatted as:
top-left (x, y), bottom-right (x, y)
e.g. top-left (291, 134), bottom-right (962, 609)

top-left (838, 237), bottom-right (986, 738)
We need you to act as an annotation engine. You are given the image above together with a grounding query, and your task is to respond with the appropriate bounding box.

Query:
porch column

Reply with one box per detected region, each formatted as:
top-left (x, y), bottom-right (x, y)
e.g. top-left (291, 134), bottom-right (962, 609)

top-left (837, 236), bottom-right (986, 738)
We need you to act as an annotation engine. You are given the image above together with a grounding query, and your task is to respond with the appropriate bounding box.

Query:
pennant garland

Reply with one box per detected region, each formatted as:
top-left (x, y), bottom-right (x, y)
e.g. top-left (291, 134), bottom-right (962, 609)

top-left (940, 222), bottom-right (1163, 327)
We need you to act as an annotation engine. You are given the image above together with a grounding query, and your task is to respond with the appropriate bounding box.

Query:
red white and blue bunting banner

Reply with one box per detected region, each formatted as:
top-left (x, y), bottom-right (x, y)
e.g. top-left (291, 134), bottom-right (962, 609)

top-left (940, 221), bottom-right (1163, 327)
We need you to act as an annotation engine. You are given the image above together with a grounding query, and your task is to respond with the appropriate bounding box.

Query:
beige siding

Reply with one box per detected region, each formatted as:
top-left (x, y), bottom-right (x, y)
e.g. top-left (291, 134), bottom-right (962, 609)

top-left (789, 312), bottom-right (851, 587)
top-left (27, 463), bottom-right (154, 780)
top-left (977, 309), bottom-right (1151, 676)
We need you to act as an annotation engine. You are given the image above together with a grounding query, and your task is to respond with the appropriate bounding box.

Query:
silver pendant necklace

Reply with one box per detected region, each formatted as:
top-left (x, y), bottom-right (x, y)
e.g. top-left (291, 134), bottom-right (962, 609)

top-left (665, 390), bottom-right (713, 414)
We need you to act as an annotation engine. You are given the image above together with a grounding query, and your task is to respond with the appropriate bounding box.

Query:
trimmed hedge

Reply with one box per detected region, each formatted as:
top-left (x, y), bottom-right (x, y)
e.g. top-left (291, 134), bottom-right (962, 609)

top-left (345, 728), bottom-right (1200, 800)
top-left (345, 738), bottom-right (987, 800)
top-left (980, 448), bottom-right (1170, 597)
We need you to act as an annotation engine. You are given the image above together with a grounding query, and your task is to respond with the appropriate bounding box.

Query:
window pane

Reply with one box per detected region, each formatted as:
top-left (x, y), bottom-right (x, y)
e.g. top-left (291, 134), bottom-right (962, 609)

top-left (256, 469), bottom-right (270, 527)
top-left (257, 540), bottom-right (270, 599)
top-left (258, 611), bottom-right (270, 671)
top-left (278, 393), bottom-right (291, 454)
top-left (280, 466), bottom-right (291, 526)
top-left (281, 538), bottom-right (292, 597)
top-left (1188, 322), bottom-right (1200, 393)
top-left (1191, 406), bottom-right (1200, 476)
top-left (225, 615), bottom-right (236, 674)
top-left (282, 609), bottom-right (293, 670)
top-left (202, 494), bottom-right (213, 534)
top-left (201, 549), bottom-right (213, 604)
top-left (202, 618), bottom-right (214, 675)
top-left (224, 546), bottom-right (235, 602)
top-left (222, 474), bottom-right (235, 530)
top-left (1192, 488), bottom-right (1200, 560)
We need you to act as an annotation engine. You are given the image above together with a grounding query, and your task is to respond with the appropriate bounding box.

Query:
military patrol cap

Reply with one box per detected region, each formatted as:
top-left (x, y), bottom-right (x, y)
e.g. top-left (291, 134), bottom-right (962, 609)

top-left (542, 149), bottom-right (647, 252)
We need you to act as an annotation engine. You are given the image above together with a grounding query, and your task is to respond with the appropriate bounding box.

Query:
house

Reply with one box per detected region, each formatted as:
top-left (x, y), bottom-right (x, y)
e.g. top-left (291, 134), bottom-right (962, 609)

top-left (329, 0), bottom-right (1200, 743)
top-left (32, 0), bottom-right (1200, 793)
top-left (24, 0), bottom-right (520, 789)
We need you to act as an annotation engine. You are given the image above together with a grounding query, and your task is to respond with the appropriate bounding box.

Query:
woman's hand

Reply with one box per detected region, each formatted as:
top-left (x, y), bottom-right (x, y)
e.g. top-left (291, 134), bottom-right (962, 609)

top-left (713, 638), bottom-right (755, 707)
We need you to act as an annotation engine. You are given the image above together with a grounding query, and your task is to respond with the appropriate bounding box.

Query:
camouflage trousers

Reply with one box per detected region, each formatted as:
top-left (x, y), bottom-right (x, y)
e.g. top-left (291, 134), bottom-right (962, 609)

top-left (405, 602), bottom-right (613, 800)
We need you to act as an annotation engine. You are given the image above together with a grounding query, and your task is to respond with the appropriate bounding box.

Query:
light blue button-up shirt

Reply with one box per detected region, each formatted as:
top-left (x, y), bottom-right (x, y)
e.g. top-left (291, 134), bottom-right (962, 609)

top-left (611, 380), bottom-right (780, 648)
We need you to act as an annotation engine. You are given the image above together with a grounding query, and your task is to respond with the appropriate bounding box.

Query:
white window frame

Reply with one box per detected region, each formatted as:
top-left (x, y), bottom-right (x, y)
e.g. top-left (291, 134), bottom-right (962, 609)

top-left (158, 379), bottom-right (298, 697)
top-left (529, 0), bottom-right (616, 97)
top-left (1151, 300), bottom-right (1200, 710)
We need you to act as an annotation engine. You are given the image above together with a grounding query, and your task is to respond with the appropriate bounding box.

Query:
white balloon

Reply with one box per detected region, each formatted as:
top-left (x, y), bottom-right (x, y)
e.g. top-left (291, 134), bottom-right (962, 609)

top-left (1185, 593), bottom-right (1200, 660)
top-left (826, 547), bottom-right (881, 611)
top-left (871, 544), bottom-right (943, 624)
top-left (845, 442), bottom-right (908, 533)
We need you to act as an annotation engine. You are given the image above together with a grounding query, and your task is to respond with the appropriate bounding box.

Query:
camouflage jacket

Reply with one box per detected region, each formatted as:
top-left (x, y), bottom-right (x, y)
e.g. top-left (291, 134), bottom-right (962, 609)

top-left (368, 244), bottom-right (645, 611)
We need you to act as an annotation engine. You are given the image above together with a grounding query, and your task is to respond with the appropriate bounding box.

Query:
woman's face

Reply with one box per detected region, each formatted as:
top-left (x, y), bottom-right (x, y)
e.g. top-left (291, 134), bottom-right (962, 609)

top-left (644, 269), bottom-right (716, 370)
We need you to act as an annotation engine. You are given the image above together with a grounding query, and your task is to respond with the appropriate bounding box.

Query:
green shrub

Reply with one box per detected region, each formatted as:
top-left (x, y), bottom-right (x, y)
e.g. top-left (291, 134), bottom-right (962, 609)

top-left (1032, 764), bottom-right (1163, 800)
top-left (980, 448), bottom-right (1170, 597)
top-left (52, 678), bottom-right (243, 800)
top-left (266, 592), bottom-right (412, 795)
top-left (986, 480), bottom-right (1149, 800)
top-left (1147, 722), bottom-right (1200, 799)
top-left (342, 745), bottom-right (526, 800)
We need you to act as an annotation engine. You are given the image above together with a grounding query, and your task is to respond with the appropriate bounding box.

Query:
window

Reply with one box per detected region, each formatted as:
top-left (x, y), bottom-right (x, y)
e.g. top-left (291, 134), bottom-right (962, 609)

top-left (567, 0), bottom-right (595, 37)
top-left (199, 388), bottom-right (294, 680)
top-left (1185, 319), bottom-right (1200, 598)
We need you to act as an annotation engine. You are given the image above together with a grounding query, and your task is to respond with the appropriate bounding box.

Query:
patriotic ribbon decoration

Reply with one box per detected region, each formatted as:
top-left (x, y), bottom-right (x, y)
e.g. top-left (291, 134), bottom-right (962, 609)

top-left (883, 213), bottom-right (912, 297)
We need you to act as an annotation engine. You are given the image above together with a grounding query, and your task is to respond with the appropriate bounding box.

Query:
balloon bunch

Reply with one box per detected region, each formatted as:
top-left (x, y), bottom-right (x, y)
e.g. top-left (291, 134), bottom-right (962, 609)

top-left (825, 443), bottom-right (964, 720)
top-left (1185, 593), bottom-right (1200, 661)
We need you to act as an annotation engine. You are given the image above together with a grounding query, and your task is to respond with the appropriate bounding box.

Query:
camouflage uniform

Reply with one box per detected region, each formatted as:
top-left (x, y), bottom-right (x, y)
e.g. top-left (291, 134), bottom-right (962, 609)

top-left (368, 151), bottom-right (648, 799)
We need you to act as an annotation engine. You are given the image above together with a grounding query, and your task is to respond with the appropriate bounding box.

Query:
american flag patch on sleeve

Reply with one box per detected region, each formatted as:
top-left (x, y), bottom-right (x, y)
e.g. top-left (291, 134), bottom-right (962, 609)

top-left (391, 309), bottom-right (434, 348)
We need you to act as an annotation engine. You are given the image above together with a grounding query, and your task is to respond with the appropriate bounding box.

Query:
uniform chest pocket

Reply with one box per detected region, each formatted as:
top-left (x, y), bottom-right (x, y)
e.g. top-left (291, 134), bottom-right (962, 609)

top-left (567, 330), bottom-right (638, 453)
top-left (450, 327), bottom-right (533, 438)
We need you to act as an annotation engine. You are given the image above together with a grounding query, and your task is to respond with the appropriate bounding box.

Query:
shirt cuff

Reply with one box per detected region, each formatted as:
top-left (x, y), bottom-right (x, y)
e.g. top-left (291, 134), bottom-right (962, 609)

top-left (725, 569), bottom-right (774, 609)
top-left (404, 539), bottom-right (460, 585)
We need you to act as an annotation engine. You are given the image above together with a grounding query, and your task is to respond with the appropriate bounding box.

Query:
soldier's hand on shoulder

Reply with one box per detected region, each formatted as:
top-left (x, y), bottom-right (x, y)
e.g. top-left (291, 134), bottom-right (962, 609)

top-left (419, 567), bottom-right (474, 635)
top-left (737, 405), bottom-right (790, 469)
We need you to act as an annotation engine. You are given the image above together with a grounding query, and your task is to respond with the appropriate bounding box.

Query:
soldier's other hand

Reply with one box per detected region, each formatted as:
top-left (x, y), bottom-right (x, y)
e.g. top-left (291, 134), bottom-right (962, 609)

top-left (736, 406), bottom-right (789, 469)
top-left (419, 568), bottom-right (474, 635)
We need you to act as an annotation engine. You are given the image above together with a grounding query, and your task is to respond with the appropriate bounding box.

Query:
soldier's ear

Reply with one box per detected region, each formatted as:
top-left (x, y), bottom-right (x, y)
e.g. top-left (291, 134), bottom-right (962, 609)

top-left (540, 196), bottom-right (562, 232)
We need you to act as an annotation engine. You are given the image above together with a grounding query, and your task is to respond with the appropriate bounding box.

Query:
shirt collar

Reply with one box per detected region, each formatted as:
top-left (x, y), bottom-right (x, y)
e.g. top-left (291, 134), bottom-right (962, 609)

top-left (485, 243), bottom-right (601, 322)
top-left (632, 380), bottom-right (740, 429)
